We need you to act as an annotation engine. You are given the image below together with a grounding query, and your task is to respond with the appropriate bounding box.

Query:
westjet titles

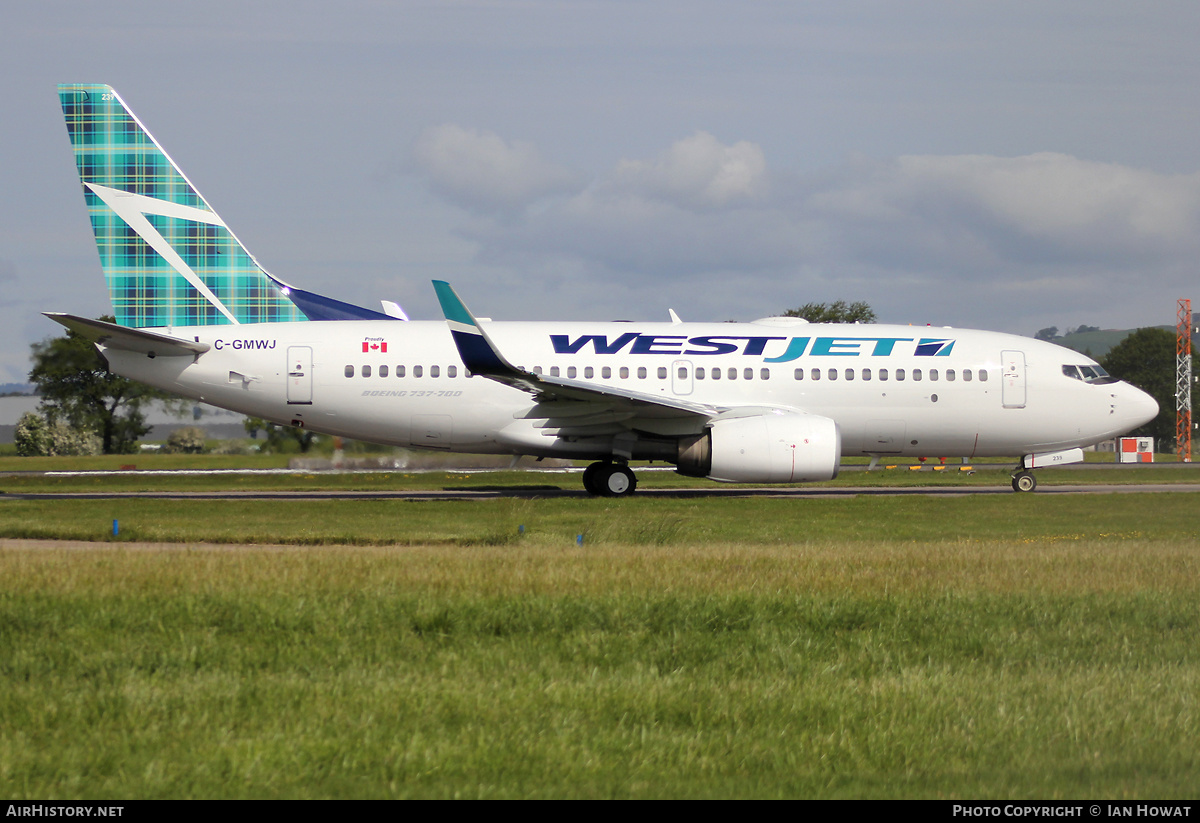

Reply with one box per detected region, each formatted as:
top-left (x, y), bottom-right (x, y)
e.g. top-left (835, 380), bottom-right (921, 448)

top-left (549, 333), bottom-right (955, 360)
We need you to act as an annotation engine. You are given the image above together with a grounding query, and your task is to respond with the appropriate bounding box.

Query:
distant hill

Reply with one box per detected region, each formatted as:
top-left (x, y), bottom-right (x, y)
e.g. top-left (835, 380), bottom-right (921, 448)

top-left (0, 383), bottom-right (35, 396)
top-left (1050, 325), bottom-right (1178, 359)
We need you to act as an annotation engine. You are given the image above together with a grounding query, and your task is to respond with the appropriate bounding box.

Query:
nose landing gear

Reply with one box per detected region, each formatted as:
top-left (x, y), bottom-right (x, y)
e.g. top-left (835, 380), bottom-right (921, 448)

top-left (1011, 470), bottom-right (1037, 492)
top-left (583, 461), bottom-right (638, 497)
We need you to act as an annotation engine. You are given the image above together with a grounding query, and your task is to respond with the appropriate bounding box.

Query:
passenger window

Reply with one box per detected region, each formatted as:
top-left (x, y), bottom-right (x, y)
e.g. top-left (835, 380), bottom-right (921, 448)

top-left (794, 368), bottom-right (804, 380)
top-left (863, 368), bottom-right (872, 381)
top-left (585, 366), bottom-right (594, 379)
top-left (602, 366), bottom-right (611, 379)
top-left (448, 366), bottom-right (457, 378)
top-left (845, 368), bottom-right (854, 381)
top-left (567, 366), bottom-right (576, 378)
top-left (678, 366), bottom-right (688, 379)
top-left (362, 365), bottom-right (372, 378)
top-left (811, 368), bottom-right (820, 381)
top-left (619, 367), bottom-right (629, 379)
top-left (913, 369), bottom-right (922, 382)
top-left (637, 367), bottom-right (647, 379)
top-left (728, 367), bottom-right (737, 380)
top-left (896, 368), bottom-right (905, 381)
top-left (696, 367), bottom-right (705, 380)
top-left (550, 366), bottom-right (559, 377)
top-left (344, 365), bottom-right (354, 378)
top-left (712, 368), bottom-right (721, 380)
top-left (963, 369), bottom-right (972, 382)
top-left (760, 368), bottom-right (770, 380)
top-left (413, 365), bottom-right (423, 378)
top-left (929, 369), bottom-right (938, 381)
top-left (430, 365), bottom-right (440, 378)
top-left (946, 369), bottom-right (955, 381)
top-left (533, 366), bottom-right (543, 375)
top-left (744, 368), bottom-right (754, 380)
top-left (879, 368), bottom-right (888, 381)
top-left (658, 367), bottom-right (668, 379)
top-left (979, 369), bottom-right (988, 383)
top-left (397, 365), bottom-right (405, 378)
top-left (828, 368), bottom-right (837, 381)
top-left (379, 365), bottom-right (389, 378)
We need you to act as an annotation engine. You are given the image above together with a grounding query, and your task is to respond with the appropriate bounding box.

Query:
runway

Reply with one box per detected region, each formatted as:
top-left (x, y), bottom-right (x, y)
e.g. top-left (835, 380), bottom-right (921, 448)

top-left (6, 483), bottom-right (1200, 501)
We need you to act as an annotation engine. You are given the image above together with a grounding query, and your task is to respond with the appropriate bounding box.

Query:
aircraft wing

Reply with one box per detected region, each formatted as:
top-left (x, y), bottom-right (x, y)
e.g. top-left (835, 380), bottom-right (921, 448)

top-left (432, 281), bottom-right (727, 418)
top-left (44, 313), bottom-right (211, 357)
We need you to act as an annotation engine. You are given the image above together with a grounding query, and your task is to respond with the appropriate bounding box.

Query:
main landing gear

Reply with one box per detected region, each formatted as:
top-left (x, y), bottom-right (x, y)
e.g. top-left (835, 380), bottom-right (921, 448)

top-left (582, 461), bottom-right (638, 497)
top-left (1011, 470), bottom-right (1038, 493)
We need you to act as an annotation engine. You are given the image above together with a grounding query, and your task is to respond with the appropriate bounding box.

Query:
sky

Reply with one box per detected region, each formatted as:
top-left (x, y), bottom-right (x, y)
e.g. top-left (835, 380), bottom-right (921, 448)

top-left (3, 0), bottom-right (1200, 384)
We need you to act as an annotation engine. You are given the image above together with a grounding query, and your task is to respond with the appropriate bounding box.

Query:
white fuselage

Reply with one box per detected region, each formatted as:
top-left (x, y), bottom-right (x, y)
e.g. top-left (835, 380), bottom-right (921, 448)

top-left (101, 318), bottom-right (1158, 463)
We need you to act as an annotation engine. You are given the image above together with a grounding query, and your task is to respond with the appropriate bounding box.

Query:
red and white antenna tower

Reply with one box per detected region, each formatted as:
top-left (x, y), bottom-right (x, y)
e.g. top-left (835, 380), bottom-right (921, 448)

top-left (1177, 298), bottom-right (1193, 463)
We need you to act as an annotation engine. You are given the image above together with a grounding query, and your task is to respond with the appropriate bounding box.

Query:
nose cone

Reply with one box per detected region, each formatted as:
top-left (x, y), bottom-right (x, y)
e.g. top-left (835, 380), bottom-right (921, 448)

top-left (1119, 383), bottom-right (1159, 431)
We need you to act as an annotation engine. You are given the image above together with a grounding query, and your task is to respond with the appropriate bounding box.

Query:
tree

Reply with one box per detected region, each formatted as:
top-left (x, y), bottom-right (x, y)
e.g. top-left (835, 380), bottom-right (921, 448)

top-left (1034, 326), bottom-right (1060, 342)
top-left (164, 426), bottom-right (208, 454)
top-left (28, 317), bottom-right (183, 454)
top-left (244, 416), bottom-right (317, 453)
top-left (783, 300), bottom-right (876, 323)
top-left (1101, 327), bottom-right (1196, 448)
top-left (14, 411), bottom-right (102, 456)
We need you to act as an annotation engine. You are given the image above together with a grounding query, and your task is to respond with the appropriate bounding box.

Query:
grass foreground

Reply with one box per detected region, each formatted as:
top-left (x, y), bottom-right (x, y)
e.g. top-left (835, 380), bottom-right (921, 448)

top-left (2, 489), bottom-right (1199, 798)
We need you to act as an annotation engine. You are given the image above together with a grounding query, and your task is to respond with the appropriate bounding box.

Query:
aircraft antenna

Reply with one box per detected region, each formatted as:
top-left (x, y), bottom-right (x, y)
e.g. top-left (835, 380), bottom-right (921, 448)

top-left (1177, 298), bottom-right (1193, 463)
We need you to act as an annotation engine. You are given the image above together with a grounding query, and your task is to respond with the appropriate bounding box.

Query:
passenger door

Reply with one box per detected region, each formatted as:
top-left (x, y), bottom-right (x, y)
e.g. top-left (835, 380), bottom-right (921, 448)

top-left (1001, 350), bottom-right (1026, 409)
top-left (287, 346), bottom-right (313, 405)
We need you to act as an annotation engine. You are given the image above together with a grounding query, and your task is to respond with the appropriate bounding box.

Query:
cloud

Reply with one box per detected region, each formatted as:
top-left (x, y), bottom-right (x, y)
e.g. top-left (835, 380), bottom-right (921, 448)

top-left (415, 129), bottom-right (1200, 330)
top-left (413, 124), bottom-right (582, 213)
top-left (608, 131), bottom-right (768, 209)
top-left (814, 153), bottom-right (1200, 269)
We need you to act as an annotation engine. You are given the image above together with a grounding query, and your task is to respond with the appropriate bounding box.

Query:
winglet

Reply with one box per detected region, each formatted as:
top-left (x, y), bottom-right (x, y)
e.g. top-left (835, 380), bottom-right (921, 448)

top-left (430, 281), bottom-right (722, 416)
top-left (380, 300), bottom-right (409, 321)
top-left (432, 281), bottom-right (518, 376)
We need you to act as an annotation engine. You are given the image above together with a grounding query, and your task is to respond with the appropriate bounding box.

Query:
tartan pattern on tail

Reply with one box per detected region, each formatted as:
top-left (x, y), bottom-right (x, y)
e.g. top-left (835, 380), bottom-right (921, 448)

top-left (58, 84), bottom-right (307, 328)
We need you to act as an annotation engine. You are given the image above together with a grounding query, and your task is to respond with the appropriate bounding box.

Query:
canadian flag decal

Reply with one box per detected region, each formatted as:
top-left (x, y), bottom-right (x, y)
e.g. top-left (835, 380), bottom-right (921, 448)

top-left (362, 339), bottom-right (388, 353)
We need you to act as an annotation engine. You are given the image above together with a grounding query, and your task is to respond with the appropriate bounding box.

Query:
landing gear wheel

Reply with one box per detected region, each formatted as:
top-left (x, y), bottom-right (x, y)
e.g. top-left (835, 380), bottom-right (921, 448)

top-left (600, 464), bottom-right (637, 497)
top-left (582, 462), bottom-right (605, 495)
top-left (1011, 471), bottom-right (1037, 493)
top-left (582, 462), bottom-right (638, 496)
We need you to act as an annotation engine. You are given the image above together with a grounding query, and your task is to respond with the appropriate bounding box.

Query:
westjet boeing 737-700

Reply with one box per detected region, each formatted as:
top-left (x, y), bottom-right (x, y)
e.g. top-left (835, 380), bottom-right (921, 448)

top-left (47, 84), bottom-right (1158, 495)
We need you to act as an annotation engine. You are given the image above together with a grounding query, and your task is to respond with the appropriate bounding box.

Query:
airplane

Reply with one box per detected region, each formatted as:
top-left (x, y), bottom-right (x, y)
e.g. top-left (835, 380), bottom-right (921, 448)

top-left (47, 84), bottom-right (1159, 496)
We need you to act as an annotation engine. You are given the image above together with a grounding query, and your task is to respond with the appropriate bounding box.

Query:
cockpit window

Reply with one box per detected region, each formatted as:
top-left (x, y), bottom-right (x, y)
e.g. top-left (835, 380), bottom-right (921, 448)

top-left (1063, 363), bottom-right (1116, 385)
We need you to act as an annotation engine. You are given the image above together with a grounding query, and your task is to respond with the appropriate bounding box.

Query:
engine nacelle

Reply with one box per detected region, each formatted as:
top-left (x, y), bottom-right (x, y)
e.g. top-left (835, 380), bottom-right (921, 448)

top-left (676, 412), bottom-right (841, 483)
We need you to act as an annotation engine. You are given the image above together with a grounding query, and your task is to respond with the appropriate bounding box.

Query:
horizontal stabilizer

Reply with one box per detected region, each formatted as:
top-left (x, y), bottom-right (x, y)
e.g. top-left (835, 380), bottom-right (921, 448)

top-left (44, 313), bottom-right (210, 357)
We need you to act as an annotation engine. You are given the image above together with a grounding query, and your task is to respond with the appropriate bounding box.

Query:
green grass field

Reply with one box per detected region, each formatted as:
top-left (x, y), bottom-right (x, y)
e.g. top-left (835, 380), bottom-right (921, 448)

top-left (1, 477), bottom-right (1198, 798)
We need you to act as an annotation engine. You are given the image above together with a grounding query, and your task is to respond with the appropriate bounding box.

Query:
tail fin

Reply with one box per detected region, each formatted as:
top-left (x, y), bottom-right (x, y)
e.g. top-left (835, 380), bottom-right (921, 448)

top-left (58, 84), bottom-right (307, 328)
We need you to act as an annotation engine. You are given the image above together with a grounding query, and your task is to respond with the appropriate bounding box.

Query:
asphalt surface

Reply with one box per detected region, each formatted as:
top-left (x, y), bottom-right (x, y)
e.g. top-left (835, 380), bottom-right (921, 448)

top-left (5, 483), bottom-right (1200, 501)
